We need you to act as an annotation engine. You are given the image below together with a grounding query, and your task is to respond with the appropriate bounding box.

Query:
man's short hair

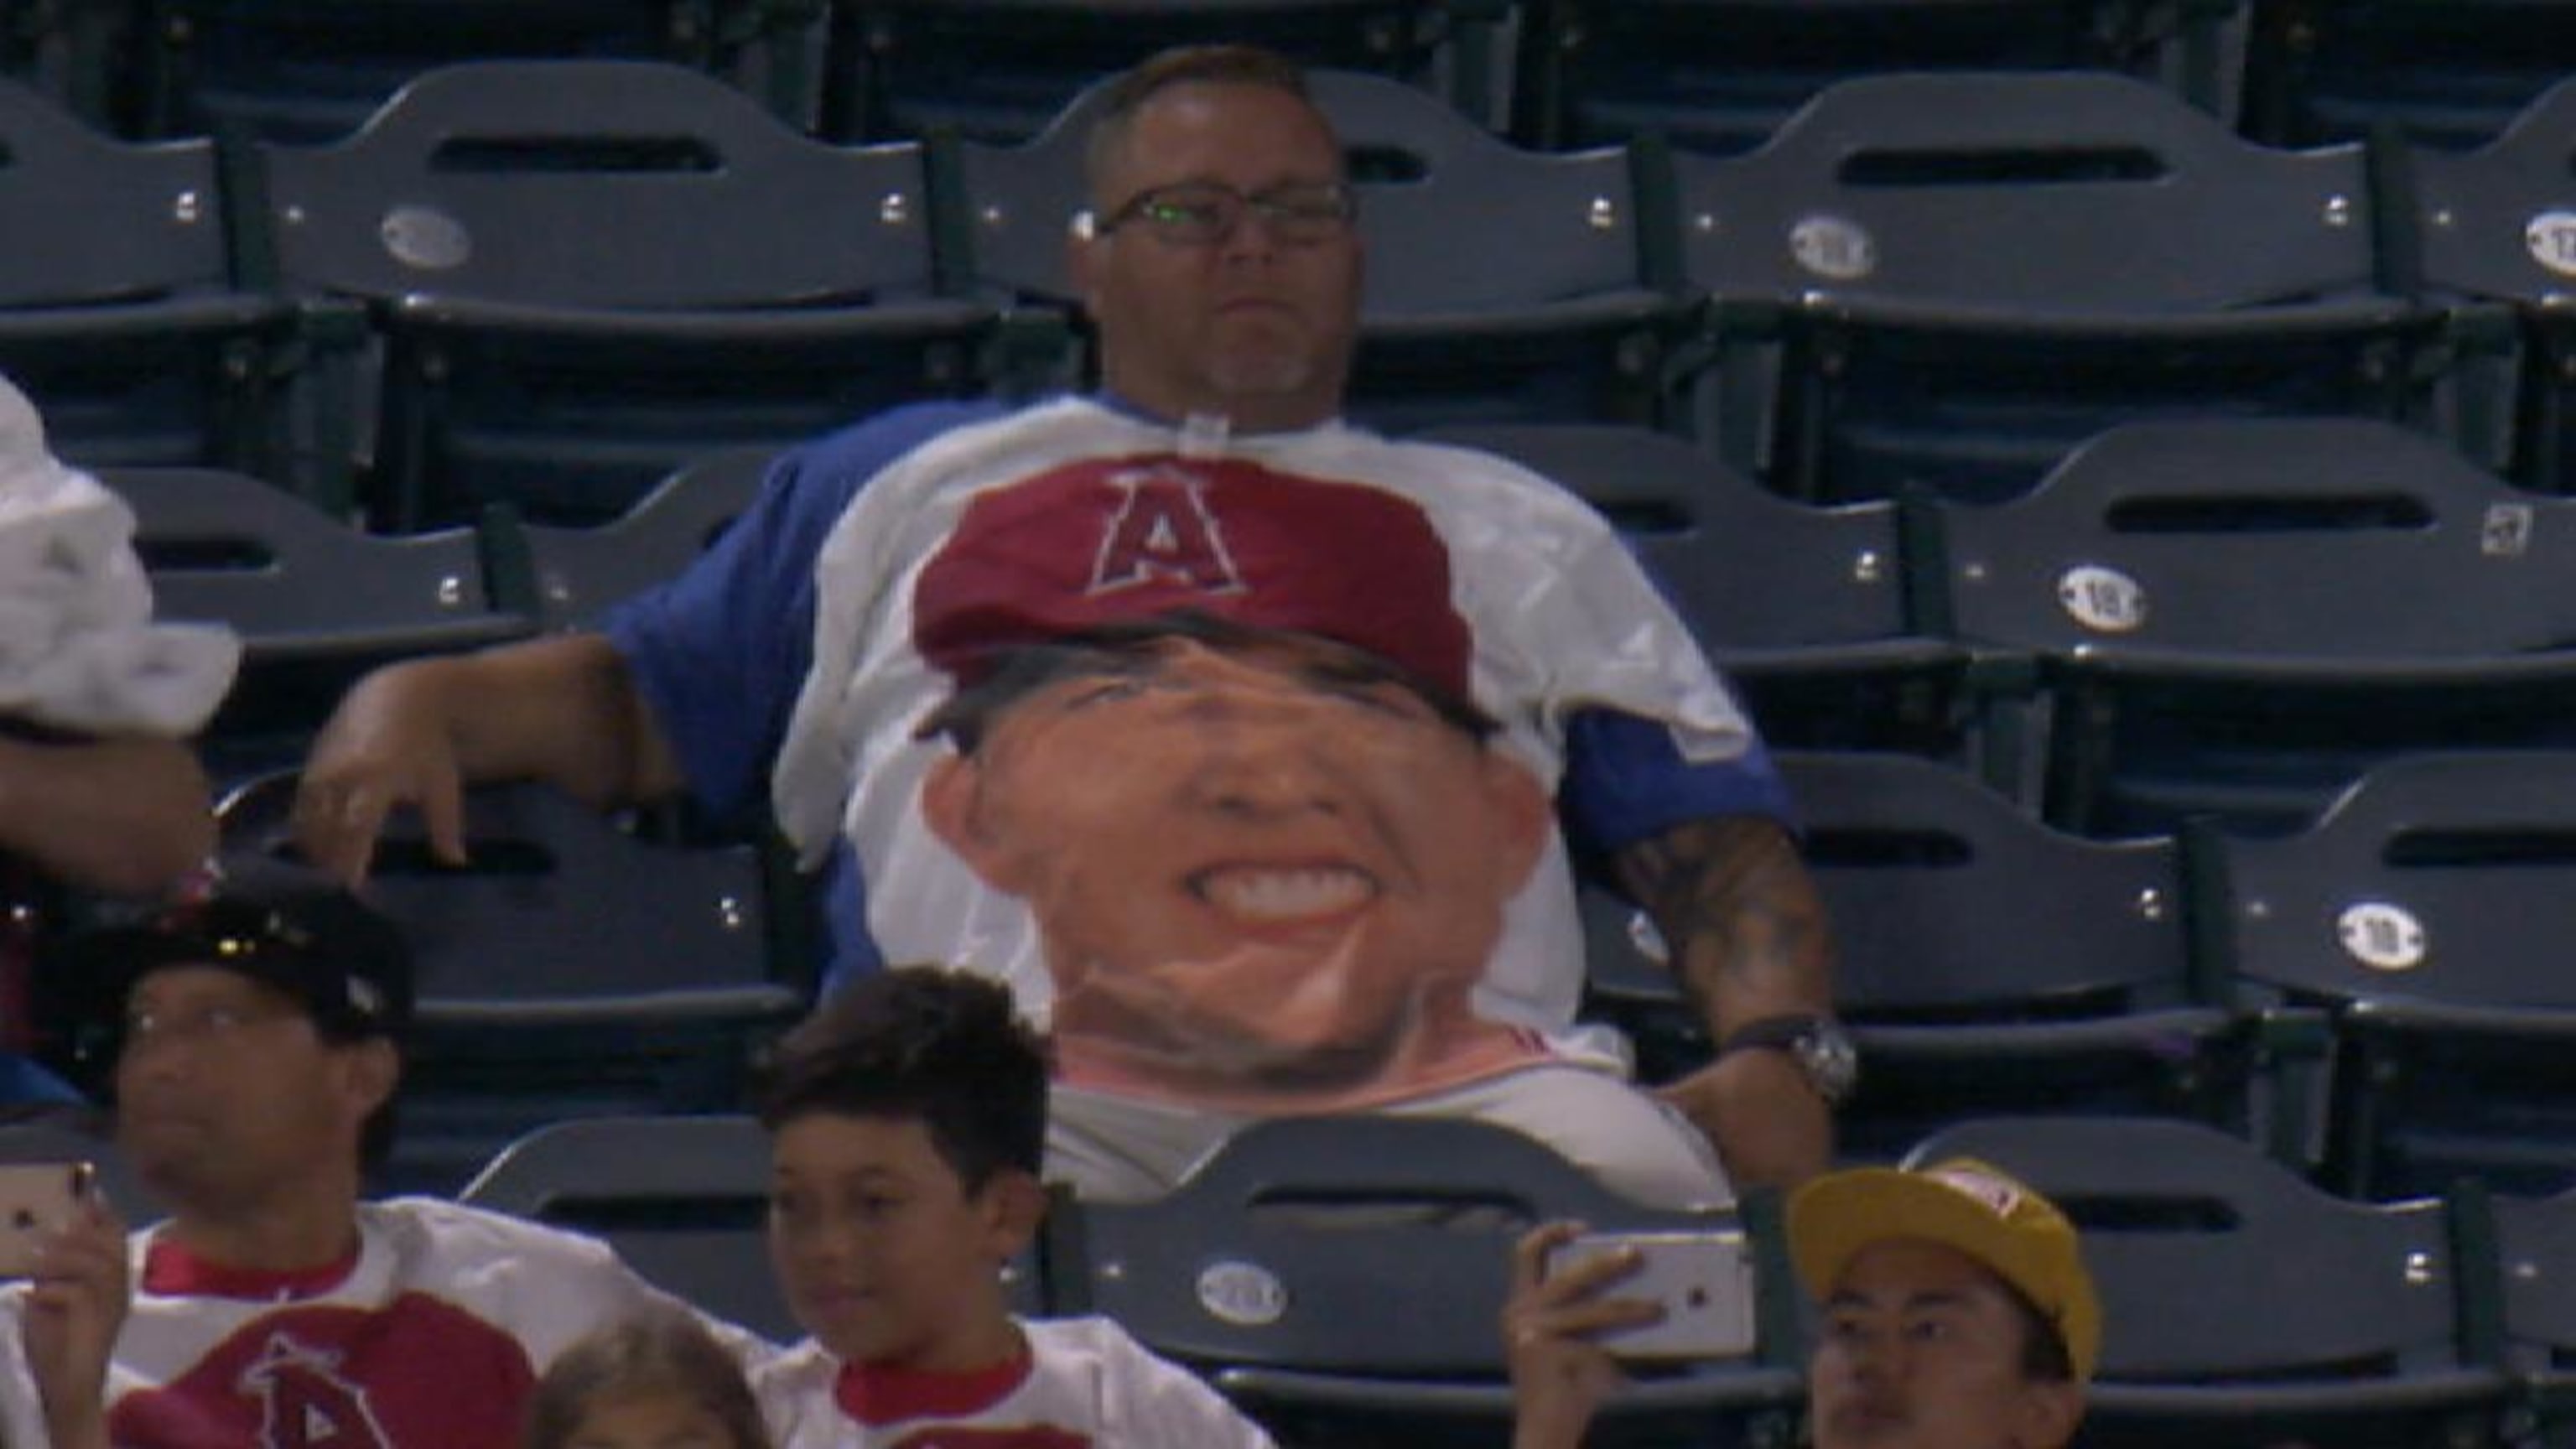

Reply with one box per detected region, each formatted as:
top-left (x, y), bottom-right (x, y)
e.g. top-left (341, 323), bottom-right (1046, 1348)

top-left (757, 965), bottom-right (1050, 1191)
top-left (915, 610), bottom-right (1502, 758)
top-left (1085, 44), bottom-right (1327, 199)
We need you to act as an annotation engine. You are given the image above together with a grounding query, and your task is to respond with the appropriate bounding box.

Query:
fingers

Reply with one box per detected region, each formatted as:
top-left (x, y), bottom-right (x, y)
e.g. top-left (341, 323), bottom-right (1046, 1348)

top-left (1512, 1220), bottom-right (1587, 1294)
top-left (293, 774), bottom-right (387, 886)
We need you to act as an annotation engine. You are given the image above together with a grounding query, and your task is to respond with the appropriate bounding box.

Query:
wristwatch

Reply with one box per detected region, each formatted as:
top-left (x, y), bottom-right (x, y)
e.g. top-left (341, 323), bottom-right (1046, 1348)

top-left (1715, 1013), bottom-right (1859, 1106)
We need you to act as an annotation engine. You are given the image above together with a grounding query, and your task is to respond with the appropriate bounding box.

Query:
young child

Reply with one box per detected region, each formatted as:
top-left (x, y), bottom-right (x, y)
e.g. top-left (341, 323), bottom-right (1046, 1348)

top-left (751, 964), bottom-right (1276, 1448)
top-left (525, 1308), bottom-right (772, 1449)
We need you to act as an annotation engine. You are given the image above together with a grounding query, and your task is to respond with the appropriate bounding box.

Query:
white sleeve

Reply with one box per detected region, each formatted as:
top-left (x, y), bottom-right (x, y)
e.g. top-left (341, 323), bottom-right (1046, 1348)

top-left (1097, 1326), bottom-right (1278, 1449)
top-left (0, 1287), bottom-right (53, 1449)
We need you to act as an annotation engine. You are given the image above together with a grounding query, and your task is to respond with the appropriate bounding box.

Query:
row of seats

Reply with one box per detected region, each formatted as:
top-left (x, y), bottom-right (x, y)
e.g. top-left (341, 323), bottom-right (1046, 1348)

top-left (14, 1107), bottom-right (2575, 1449)
top-left (8, 59), bottom-right (2576, 527)
top-left (12, 1), bottom-right (2576, 155)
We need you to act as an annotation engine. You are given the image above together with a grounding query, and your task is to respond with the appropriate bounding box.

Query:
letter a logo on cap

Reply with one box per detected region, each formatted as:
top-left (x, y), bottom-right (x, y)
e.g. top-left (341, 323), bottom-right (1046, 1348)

top-left (1089, 464), bottom-right (1245, 598)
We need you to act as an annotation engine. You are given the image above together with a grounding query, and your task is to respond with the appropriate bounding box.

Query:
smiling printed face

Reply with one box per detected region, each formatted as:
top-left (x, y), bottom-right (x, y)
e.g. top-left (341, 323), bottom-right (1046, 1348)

top-left (921, 633), bottom-right (1549, 1103)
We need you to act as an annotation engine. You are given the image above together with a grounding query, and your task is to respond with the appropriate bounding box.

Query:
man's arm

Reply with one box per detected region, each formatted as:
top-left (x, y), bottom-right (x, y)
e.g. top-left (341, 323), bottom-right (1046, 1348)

top-left (1613, 815), bottom-right (1836, 1191)
top-left (294, 635), bottom-right (684, 885)
top-left (0, 734), bottom-right (210, 896)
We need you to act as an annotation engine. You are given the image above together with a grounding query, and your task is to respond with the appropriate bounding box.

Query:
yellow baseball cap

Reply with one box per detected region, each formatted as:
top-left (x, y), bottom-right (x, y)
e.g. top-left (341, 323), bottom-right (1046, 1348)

top-left (1788, 1157), bottom-right (2102, 1383)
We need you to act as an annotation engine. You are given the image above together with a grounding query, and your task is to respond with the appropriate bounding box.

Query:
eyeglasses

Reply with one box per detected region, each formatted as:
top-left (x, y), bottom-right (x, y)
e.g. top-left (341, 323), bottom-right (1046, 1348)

top-left (1094, 180), bottom-right (1358, 247)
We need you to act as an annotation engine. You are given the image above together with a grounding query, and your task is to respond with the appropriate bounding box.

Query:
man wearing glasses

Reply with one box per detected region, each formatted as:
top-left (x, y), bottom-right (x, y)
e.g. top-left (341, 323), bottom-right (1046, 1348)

top-left (294, 46), bottom-right (1841, 1209)
top-left (0, 859), bottom-right (756, 1449)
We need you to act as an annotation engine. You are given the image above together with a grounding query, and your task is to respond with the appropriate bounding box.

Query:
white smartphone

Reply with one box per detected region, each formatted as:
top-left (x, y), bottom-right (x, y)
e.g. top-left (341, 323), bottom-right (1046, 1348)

top-left (0, 1161), bottom-right (94, 1279)
top-left (1544, 1228), bottom-right (1758, 1361)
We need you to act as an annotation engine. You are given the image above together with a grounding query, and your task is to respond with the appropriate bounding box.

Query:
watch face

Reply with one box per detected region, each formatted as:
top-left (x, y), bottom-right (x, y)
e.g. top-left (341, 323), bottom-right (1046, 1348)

top-left (1797, 1025), bottom-right (1860, 1104)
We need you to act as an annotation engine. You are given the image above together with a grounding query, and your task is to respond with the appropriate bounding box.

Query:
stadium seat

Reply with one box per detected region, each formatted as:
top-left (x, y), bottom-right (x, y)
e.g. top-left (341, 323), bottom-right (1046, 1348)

top-left (1670, 70), bottom-right (2447, 504)
top-left (1926, 417), bottom-right (2576, 836)
top-left (1580, 753), bottom-right (2246, 1160)
top-left (818, 0), bottom-right (1479, 143)
top-left (2484, 1178), bottom-right (2576, 1445)
top-left (0, 76), bottom-right (293, 477)
top-left (484, 444), bottom-right (775, 631)
top-left (104, 465), bottom-right (533, 784)
top-left (1416, 423), bottom-right (1967, 756)
top-left (1044, 1115), bottom-right (1802, 1449)
top-left (259, 59), bottom-right (994, 529)
top-left (220, 773), bottom-right (807, 1195)
top-left (459, 1115), bottom-right (801, 1341)
top-left (1513, 0), bottom-right (2236, 156)
top-left (2208, 752), bottom-right (2576, 1199)
top-left (1912, 1115), bottom-right (2510, 1449)
top-left (2411, 75), bottom-right (2576, 494)
top-left (2242, 0), bottom-right (2576, 150)
top-left (0, 1108), bottom-right (166, 1227)
top-left (128, 0), bottom-right (812, 143)
top-left (953, 67), bottom-right (1695, 433)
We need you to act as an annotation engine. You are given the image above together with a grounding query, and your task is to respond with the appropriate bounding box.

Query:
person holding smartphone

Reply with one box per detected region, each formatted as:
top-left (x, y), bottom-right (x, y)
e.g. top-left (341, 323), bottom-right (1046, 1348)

top-left (1505, 1157), bottom-right (2098, 1449)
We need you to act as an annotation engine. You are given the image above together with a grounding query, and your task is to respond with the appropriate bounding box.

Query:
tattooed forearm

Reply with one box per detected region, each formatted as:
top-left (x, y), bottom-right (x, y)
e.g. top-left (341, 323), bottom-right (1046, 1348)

top-left (1612, 816), bottom-right (1833, 1033)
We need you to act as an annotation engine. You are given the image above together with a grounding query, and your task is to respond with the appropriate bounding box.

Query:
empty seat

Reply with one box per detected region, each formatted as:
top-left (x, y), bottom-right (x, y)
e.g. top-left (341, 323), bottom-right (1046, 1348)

top-left (2243, 0), bottom-right (2576, 150)
top-left (485, 444), bottom-right (775, 631)
top-left (1417, 423), bottom-right (1967, 756)
top-left (0, 76), bottom-right (292, 476)
top-left (954, 67), bottom-right (1694, 434)
top-left (1044, 1115), bottom-right (1801, 1449)
top-left (1929, 417), bottom-right (2576, 835)
top-left (1514, 0), bottom-right (2229, 156)
top-left (2411, 75), bottom-right (2576, 494)
top-left (130, 0), bottom-right (805, 143)
top-left (1912, 1115), bottom-right (2509, 1449)
top-left (819, 0), bottom-right (1472, 143)
top-left (262, 59), bottom-right (994, 528)
top-left (1672, 70), bottom-right (2446, 504)
top-left (220, 772), bottom-right (806, 1194)
top-left (2210, 751), bottom-right (2576, 1198)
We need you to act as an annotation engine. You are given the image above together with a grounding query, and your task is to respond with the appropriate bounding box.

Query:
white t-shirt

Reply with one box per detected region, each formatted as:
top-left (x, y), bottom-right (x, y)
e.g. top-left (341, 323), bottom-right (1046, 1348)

top-left (755, 1316), bottom-right (1276, 1449)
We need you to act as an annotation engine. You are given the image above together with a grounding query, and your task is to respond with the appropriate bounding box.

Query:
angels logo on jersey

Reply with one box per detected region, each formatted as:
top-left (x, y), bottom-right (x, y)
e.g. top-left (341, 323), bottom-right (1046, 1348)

top-left (1088, 462), bottom-right (1245, 597)
top-left (240, 1332), bottom-right (394, 1449)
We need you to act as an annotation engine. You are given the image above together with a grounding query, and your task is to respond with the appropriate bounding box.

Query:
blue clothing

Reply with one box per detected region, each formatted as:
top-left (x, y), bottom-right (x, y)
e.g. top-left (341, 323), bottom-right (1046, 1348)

top-left (606, 400), bottom-right (1789, 991)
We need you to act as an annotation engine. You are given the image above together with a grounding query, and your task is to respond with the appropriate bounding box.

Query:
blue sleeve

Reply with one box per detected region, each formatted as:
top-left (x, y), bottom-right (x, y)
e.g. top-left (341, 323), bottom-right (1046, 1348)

top-left (600, 400), bottom-right (1005, 822)
top-left (1559, 709), bottom-right (1797, 863)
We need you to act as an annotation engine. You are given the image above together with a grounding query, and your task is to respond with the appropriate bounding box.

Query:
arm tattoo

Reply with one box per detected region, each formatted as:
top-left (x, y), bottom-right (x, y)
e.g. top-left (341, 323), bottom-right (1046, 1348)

top-left (1613, 816), bottom-right (1832, 1029)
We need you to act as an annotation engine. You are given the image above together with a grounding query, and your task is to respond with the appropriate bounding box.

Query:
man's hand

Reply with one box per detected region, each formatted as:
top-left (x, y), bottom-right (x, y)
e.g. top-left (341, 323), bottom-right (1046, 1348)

top-left (1504, 1222), bottom-right (1659, 1449)
top-left (1613, 815), bottom-right (1837, 1191)
top-left (294, 662), bottom-right (472, 886)
top-left (1658, 1049), bottom-right (1832, 1191)
top-left (24, 1196), bottom-right (128, 1449)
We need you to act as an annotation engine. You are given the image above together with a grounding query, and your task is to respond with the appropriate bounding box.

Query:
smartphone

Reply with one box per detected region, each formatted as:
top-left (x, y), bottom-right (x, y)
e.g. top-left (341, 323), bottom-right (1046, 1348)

top-left (0, 1161), bottom-right (94, 1279)
top-left (1544, 1228), bottom-right (1758, 1361)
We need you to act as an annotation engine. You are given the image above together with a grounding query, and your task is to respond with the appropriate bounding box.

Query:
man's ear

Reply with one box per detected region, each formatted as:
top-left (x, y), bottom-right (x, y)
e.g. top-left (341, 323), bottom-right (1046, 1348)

top-left (978, 1168), bottom-right (1050, 1261)
top-left (2009, 1379), bottom-right (2084, 1449)
top-left (340, 1036), bottom-right (400, 1121)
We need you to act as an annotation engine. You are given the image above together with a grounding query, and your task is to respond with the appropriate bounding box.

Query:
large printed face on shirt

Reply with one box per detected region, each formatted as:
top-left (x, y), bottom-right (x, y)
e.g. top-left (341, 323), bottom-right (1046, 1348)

top-left (1070, 80), bottom-right (1363, 432)
top-left (922, 631), bottom-right (1550, 1098)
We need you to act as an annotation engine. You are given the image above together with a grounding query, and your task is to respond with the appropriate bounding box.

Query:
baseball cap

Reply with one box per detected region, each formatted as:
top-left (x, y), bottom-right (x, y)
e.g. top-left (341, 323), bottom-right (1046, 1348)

top-left (1788, 1157), bottom-right (2102, 1382)
top-left (911, 453), bottom-right (1477, 703)
top-left (55, 854), bottom-right (414, 1045)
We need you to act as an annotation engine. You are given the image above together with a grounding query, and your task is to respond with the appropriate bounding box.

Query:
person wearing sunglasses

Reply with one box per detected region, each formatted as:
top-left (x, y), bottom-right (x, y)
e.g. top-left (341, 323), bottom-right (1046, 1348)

top-left (0, 855), bottom-right (768, 1449)
top-left (293, 45), bottom-right (1839, 1212)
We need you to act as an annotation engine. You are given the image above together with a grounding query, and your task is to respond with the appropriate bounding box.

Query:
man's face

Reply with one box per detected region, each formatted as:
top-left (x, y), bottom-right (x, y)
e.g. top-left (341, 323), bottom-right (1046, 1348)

top-left (1071, 80), bottom-right (1363, 432)
top-left (1808, 1239), bottom-right (2084, 1449)
top-left (767, 1113), bottom-right (1033, 1369)
top-left (924, 637), bottom-right (1549, 1093)
top-left (115, 965), bottom-right (386, 1213)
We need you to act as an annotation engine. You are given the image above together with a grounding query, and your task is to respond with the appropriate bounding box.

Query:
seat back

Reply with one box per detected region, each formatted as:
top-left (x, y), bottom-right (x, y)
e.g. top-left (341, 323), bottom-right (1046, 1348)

top-left (458, 1114), bottom-right (799, 1341)
top-left (266, 59), bottom-right (940, 309)
top-left (1910, 1117), bottom-right (2478, 1384)
top-left (2243, 0), bottom-right (2576, 149)
top-left (2413, 75), bottom-right (2576, 305)
top-left (1937, 417), bottom-right (2576, 659)
top-left (0, 77), bottom-right (287, 472)
top-left (1679, 70), bottom-right (2381, 314)
top-left (496, 444), bottom-right (775, 629)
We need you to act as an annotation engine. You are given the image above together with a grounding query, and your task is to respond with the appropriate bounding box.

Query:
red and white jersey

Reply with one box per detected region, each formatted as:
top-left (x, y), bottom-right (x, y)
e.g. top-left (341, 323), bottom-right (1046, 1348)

top-left (755, 1317), bottom-right (1276, 1449)
top-left (0, 1197), bottom-right (738, 1448)
top-left (767, 398), bottom-right (1761, 1114)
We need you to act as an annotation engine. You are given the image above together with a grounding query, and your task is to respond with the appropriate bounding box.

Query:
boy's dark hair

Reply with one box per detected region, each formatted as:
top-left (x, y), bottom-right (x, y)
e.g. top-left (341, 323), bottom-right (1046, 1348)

top-left (2003, 1280), bottom-right (2079, 1384)
top-left (522, 1307), bottom-right (771, 1449)
top-left (757, 965), bottom-right (1050, 1192)
top-left (917, 610), bottom-right (1500, 758)
top-left (1085, 44), bottom-right (1324, 198)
